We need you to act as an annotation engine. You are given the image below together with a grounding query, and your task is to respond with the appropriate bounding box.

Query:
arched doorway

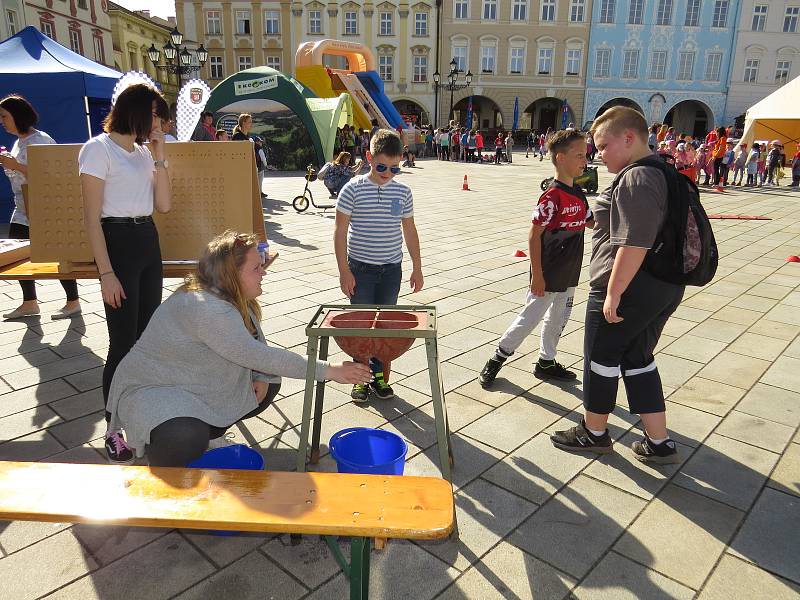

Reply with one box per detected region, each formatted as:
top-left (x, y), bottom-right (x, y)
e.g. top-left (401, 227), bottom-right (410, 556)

top-left (525, 97), bottom-right (575, 133)
top-left (392, 99), bottom-right (429, 126)
top-left (594, 98), bottom-right (644, 119)
top-left (664, 100), bottom-right (712, 139)
top-left (452, 95), bottom-right (503, 132)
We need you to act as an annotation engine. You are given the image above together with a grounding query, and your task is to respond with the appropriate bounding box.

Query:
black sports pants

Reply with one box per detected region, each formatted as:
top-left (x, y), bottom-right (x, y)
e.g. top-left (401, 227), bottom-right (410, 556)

top-left (583, 269), bottom-right (684, 415)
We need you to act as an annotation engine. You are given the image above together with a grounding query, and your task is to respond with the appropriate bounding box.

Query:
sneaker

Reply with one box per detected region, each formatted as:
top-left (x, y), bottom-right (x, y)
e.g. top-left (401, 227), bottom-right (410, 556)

top-left (550, 419), bottom-right (613, 455)
top-left (479, 357), bottom-right (504, 388)
top-left (105, 431), bottom-right (135, 464)
top-left (631, 436), bottom-right (680, 465)
top-left (351, 383), bottom-right (369, 403)
top-left (370, 372), bottom-right (395, 400)
top-left (535, 358), bottom-right (577, 381)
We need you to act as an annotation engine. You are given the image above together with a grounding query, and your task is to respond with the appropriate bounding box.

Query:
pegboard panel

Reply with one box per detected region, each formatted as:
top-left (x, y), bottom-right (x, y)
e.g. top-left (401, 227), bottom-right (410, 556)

top-left (27, 141), bottom-right (263, 264)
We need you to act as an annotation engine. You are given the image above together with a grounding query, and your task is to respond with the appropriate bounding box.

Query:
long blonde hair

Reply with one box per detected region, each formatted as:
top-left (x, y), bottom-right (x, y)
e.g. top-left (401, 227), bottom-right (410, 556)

top-left (180, 230), bottom-right (262, 334)
top-left (232, 113), bottom-right (252, 136)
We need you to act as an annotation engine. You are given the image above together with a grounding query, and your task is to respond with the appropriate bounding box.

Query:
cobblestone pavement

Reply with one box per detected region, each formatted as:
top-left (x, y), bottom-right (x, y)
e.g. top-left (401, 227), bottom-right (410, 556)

top-left (1, 155), bottom-right (798, 599)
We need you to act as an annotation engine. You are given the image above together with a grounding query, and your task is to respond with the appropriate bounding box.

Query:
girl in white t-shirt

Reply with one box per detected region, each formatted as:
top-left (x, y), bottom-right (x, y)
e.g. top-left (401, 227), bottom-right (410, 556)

top-left (78, 84), bottom-right (171, 464)
top-left (0, 95), bottom-right (81, 321)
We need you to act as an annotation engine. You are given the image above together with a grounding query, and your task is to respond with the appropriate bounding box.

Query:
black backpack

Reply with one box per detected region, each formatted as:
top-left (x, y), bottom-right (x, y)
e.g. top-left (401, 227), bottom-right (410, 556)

top-left (611, 156), bottom-right (718, 287)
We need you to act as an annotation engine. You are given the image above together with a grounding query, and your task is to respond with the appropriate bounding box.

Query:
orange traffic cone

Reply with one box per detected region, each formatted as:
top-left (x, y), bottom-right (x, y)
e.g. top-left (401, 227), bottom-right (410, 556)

top-left (715, 183), bottom-right (725, 192)
top-left (787, 255), bottom-right (800, 263)
top-left (462, 175), bottom-right (470, 191)
top-left (514, 249), bottom-right (527, 257)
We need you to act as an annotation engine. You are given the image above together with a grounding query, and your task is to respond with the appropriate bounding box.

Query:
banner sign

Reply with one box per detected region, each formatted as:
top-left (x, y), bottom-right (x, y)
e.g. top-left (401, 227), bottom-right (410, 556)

top-left (176, 78), bottom-right (212, 141)
top-left (234, 75), bottom-right (278, 96)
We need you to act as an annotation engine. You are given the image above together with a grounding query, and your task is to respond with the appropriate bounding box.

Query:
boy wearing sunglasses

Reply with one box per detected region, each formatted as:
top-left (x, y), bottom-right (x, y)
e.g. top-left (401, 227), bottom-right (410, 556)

top-left (334, 129), bottom-right (424, 403)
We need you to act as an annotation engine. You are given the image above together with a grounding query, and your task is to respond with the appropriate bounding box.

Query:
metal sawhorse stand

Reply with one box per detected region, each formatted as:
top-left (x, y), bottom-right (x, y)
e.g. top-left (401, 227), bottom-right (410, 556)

top-left (295, 304), bottom-right (454, 482)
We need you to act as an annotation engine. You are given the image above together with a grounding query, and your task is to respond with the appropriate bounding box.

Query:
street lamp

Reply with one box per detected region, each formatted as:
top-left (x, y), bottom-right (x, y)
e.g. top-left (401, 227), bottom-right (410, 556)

top-left (432, 58), bottom-right (472, 126)
top-left (147, 26), bottom-right (208, 88)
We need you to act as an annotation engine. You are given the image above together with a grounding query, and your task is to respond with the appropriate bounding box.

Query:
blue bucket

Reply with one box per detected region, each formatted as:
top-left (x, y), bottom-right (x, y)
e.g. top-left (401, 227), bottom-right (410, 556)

top-left (187, 444), bottom-right (265, 535)
top-left (329, 427), bottom-right (408, 475)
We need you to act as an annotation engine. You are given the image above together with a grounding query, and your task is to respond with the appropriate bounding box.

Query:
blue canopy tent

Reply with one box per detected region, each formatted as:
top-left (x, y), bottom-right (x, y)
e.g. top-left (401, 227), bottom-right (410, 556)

top-left (0, 26), bottom-right (121, 222)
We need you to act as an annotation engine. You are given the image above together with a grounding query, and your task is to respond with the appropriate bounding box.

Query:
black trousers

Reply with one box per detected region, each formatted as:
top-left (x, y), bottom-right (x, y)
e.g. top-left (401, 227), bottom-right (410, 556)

top-left (102, 220), bottom-right (163, 417)
top-left (146, 383), bottom-right (281, 466)
top-left (583, 270), bottom-right (684, 416)
top-left (713, 157), bottom-right (724, 185)
top-left (8, 222), bottom-right (78, 302)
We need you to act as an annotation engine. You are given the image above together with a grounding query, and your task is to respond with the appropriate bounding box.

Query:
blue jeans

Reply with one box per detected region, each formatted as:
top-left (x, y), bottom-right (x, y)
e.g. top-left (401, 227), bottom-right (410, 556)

top-left (348, 257), bottom-right (402, 373)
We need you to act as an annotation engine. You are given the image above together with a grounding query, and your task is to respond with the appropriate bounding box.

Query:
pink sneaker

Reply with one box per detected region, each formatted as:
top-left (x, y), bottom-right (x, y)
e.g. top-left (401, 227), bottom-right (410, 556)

top-left (105, 431), bottom-right (135, 464)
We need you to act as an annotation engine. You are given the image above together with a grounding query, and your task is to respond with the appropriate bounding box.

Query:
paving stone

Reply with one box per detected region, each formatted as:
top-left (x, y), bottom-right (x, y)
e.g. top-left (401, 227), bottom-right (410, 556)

top-left (716, 410), bottom-right (795, 453)
top-left (663, 400), bottom-right (721, 448)
top-left (400, 361), bottom-right (477, 396)
top-left (0, 429), bottom-right (64, 461)
top-left (511, 475), bottom-right (646, 579)
top-left (748, 319), bottom-right (800, 340)
top-left (460, 396), bottom-right (564, 453)
top-left (436, 541), bottom-right (575, 600)
top-left (764, 303), bottom-right (800, 326)
top-left (696, 351), bottom-right (771, 389)
top-left (0, 519), bottom-right (71, 555)
top-left (49, 387), bottom-right (104, 421)
top-left (0, 529), bottom-right (98, 600)
top-left (1, 353), bottom-right (104, 390)
top-left (688, 319), bottom-right (748, 343)
top-left (727, 332), bottom-right (790, 361)
top-left (699, 554), bottom-right (800, 600)
top-left (482, 432), bottom-right (590, 504)
top-left (727, 294), bottom-right (780, 313)
top-left (262, 533), bottom-right (346, 589)
top-left (573, 550), bottom-right (695, 600)
top-left (404, 433), bottom-right (504, 490)
top-left (768, 442), bottom-right (800, 497)
top-left (614, 484), bottom-right (743, 590)
top-left (0, 404), bottom-right (63, 443)
top-left (71, 524), bottom-right (167, 566)
top-left (667, 377), bottom-right (746, 416)
top-left (414, 392), bottom-right (494, 432)
top-left (760, 355), bottom-right (800, 394)
top-left (729, 488), bottom-right (800, 585)
top-left (659, 334), bottom-right (727, 364)
top-left (47, 410), bottom-right (106, 448)
top-left (654, 354), bottom-right (704, 388)
top-left (673, 434), bottom-right (779, 511)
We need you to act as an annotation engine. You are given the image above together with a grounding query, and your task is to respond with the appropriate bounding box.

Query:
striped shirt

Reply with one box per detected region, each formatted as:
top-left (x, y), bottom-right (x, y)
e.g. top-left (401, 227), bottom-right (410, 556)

top-left (336, 174), bottom-right (414, 264)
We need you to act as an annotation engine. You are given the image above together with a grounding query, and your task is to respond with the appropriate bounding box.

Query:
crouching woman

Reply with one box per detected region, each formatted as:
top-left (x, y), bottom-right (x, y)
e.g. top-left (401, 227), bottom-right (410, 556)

top-left (106, 230), bottom-right (372, 466)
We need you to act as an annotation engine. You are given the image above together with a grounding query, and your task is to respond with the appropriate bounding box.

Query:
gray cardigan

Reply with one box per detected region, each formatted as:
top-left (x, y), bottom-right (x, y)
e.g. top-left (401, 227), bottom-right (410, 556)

top-left (107, 289), bottom-right (328, 456)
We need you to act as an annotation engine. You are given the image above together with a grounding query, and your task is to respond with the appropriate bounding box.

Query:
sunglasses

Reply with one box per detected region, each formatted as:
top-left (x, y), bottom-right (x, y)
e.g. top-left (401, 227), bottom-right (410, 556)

top-left (375, 163), bottom-right (401, 174)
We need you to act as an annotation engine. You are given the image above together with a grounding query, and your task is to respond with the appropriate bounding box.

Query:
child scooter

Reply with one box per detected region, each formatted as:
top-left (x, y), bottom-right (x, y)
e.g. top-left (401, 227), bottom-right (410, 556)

top-left (540, 165), bottom-right (599, 194)
top-left (293, 164), bottom-right (336, 212)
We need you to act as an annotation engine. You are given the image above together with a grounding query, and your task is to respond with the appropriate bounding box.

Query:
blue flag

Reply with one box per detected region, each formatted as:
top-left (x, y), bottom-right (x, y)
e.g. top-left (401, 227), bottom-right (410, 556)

top-left (561, 99), bottom-right (569, 129)
top-left (465, 96), bottom-right (473, 129)
top-left (513, 97), bottom-right (519, 132)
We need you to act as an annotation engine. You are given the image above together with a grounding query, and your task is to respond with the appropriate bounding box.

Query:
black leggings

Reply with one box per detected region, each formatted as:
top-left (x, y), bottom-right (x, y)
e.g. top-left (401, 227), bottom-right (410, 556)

top-left (146, 383), bottom-right (281, 466)
top-left (713, 157), bottom-right (724, 185)
top-left (8, 222), bottom-right (78, 302)
top-left (583, 270), bottom-right (684, 416)
top-left (102, 221), bottom-right (163, 417)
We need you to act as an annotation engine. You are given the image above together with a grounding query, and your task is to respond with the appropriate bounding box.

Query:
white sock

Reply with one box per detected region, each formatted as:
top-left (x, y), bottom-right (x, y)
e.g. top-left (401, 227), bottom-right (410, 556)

top-left (648, 436), bottom-right (668, 445)
top-left (587, 427), bottom-right (606, 437)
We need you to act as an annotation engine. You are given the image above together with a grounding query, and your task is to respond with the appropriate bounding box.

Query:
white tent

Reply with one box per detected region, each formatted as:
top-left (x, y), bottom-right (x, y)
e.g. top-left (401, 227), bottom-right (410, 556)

top-left (740, 75), bottom-right (800, 149)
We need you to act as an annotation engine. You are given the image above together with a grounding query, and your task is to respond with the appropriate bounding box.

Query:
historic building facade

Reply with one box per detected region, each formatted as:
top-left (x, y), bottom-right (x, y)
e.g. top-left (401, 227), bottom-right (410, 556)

top-left (1, 0), bottom-right (27, 39)
top-left (583, 0), bottom-right (741, 135)
top-left (725, 0), bottom-right (800, 124)
top-left (108, 3), bottom-right (179, 103)
top-left (440, 0), bottom-right (593, 131)
top-left (22, 0), bottom-right (113, 66)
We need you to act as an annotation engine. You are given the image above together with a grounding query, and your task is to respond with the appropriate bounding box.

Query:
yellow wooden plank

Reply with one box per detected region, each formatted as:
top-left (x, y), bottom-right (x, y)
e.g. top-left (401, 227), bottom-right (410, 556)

top-left (0, 462), bottom-right (454, 539)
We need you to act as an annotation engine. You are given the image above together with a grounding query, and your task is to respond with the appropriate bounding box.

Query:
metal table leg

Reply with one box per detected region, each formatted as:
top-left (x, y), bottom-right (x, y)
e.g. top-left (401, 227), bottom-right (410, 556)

top-left (349, 537), bottom-right (371, 600)
top-left (425, 337), bottom-right (453, 482)
top-left (296, 335), bottom-right (320, 473)
top-left (310, 335), bottom-right (330, 464)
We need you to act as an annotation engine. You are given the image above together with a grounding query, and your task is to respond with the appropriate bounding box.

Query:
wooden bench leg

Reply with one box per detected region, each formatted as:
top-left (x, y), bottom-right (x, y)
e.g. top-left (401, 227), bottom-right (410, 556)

top-left (350, 536), bottom-right (371, 600)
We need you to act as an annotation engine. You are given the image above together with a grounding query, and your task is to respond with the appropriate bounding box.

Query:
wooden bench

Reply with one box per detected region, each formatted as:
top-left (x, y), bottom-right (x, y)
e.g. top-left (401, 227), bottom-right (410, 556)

top-left (0, 461), bottom-right (453, 600)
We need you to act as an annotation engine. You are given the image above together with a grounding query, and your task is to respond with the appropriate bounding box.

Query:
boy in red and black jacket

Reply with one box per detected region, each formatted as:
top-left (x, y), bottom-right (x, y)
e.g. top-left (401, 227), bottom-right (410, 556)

top-left (480, 129), bottom-right (593, 387)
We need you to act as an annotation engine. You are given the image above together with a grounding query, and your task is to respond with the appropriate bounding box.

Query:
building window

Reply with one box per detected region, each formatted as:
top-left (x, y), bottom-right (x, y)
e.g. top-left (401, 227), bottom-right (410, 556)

top-left (627, 0), bottom-right (643, 23)
top-left (238, 55), bottom-right (252, 71)
top-left (649, 50), bottom-right (667, 79)
top-left (566, 49), bottom-right (582, 75)
top-left (775, 60), bottom-right (791, 84)
top-left (41, 20), bottom-right (55, 40)
top-left (309, 10), bottom-right (322, 34)
top-left (483, 0), bottom-right (498, 19)
top-left (594, 48), bottom-right (611, 77)
top-left (510, 46), bottom-right (525, 73)
top-left (704, 52), bottom-right (722, 80)
top-left (380, 12), bottom-right (393, 35)
top-left (414, 12), bottom-right (428, 35)
top-left (751, 4), bottom-right (767, 30)
top-left (784, 7), bottom-right (799, 32)
top-left (264, 10), bottom-right (280, 34)
top-left (93, 36), bottom-right (105, 63)
top-left (453, 45), bottom-right (468, 71)
top-left (235, 10), bottom-right (251, 35)
top-left (480, 45), bottom-right (496, 73)
top-left (69, 29), bottom-right (82, 54)
top-left (77, 0), bottom-right (87, 8)
top-left (206, 10), bottom-right (222, 35)
top-left (344, 11), bottom-right (358, 34)
top-left (685, 0), bottom-right (701, 26)
top-left (677, 51), bottom-right (695, 80)
top-left (6, 9), bottom-right (18, 36)
top-left (712, 0), bottom-right (728, 27)
top-left (599, 0), bottom-right (616, 23)
top-left (570, 0), bottom-right (585, 21)
top-left (655, 0), bottom-right (673, 25)
top-left (512, 0), bottom-right (528, 20)
top-left (378, 54), bottom-right (393, 80)
top-left (266, 56), bottom-right (281, 70)
top-left (538, 48), bottom-right (553, 74)
top-left (744, 58), bottom-right (759, 82)
top-left (621, 49), bottom-right (639, 78)
top-left (413, 55), bottom-right (428, 82)
top-left (209, 56), bottom-right (224, 79)
top-left (541, 0), bottom-right (556, 21)
top-left (128, 50), bottom-right (137, 70)
top-left (454, 0), bottom-right (468, 19)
